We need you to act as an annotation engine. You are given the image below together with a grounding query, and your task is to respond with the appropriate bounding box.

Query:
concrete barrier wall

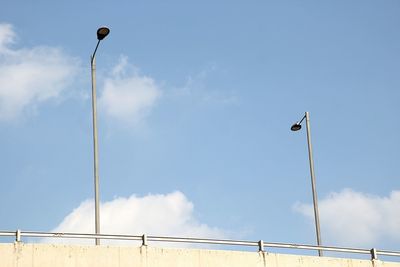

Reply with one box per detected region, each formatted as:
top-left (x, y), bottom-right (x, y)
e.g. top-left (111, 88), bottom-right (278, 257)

top-left (1, 243), bottom-right (399, 267)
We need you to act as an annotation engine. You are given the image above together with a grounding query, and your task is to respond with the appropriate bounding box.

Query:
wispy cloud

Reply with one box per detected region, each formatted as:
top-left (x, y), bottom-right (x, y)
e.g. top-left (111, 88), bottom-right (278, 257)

top-left (174, 64), bottom-right (238, 106)
top-left (0, 23), bottom-right (79, 121)
top-left (44, 191), bottom-right (226, 246)
top-left (98, 56), bottom-right (162, 126)
top-left (294, 189), bottom-right (400, 247)
top-left (0, 23), bottom-right (15, 52)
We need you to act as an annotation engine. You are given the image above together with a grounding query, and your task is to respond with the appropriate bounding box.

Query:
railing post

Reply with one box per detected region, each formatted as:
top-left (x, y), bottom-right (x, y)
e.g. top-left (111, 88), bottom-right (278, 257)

top-left (258, 240), bottom-right (264, 252)
top-left (370, 248), bottom-right (378, 261)
top-left (142, 234), bottom-right (148, 246)
top-left (15, 229), bottom-right (21, 242)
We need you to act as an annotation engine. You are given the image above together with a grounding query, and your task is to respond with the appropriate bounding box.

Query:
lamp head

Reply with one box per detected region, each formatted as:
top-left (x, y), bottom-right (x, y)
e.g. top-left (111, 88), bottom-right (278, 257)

top-left (97, 27), bottom-right (110, 40)
top-left (291, 123), bottom-right (302, 131)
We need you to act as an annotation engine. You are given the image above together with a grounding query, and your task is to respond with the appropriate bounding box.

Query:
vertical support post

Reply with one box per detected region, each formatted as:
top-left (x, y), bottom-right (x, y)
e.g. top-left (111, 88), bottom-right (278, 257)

top-left (91, 54), bottom-right (100, 246)
top-left (258, 240), bottom-right (264, 252)
top-left (371, 248), bottom-right (378, 261)
top-left (16, 229), bottom-right (21, 242)
top-left (305, 112), bottom-right (323, 257)
top-left (142, 234), bottom-right (148, 246)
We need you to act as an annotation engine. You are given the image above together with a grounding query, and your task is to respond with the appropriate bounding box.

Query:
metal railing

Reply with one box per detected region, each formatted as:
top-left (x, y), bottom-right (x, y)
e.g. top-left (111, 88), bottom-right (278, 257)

top-left (1, 230), bottom-right (399, 261)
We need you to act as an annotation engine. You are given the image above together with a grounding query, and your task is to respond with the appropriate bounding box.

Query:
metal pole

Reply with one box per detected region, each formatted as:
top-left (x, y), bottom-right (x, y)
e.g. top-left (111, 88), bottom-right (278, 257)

top-left (91, 54), bottom-right (100, 246)
top-left (305, 111), bottom-right (322, 256)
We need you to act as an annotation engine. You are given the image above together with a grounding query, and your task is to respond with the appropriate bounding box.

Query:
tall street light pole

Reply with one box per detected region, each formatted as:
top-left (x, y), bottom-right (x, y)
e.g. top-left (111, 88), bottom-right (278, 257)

top-left (91, 26), bottom-right (110, 246)
top-left (291, 111), bottom-right (323, 256)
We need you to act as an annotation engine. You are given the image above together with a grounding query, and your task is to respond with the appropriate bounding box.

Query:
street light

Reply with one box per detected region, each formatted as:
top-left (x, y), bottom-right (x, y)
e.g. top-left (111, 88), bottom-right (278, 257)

top-left (291, 111), bottom-right (323, 256)
top-left (91, 26), bottom-right (110, 246)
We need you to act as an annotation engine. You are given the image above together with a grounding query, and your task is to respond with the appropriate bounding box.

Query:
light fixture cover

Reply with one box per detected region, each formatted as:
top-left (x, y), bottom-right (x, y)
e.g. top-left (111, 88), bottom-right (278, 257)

top-left (97, 27), bottom-right (110, 40)
top-left (291, 123), bottom-right (302, 131)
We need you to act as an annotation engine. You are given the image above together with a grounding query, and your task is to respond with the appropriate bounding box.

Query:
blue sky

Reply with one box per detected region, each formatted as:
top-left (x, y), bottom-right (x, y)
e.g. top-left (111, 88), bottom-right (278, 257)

top-left (0, 0), bottom-right (399, 255)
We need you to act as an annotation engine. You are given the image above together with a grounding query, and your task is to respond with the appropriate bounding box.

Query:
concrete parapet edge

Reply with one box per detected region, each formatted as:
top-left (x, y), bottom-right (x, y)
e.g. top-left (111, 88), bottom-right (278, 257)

top-left (0, 243), bottom-right (399, 267)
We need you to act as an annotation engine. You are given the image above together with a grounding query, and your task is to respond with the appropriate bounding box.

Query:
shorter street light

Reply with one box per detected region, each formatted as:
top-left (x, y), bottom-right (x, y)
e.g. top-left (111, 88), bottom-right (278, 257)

top-left (291, 112), bottom-right (323, 257)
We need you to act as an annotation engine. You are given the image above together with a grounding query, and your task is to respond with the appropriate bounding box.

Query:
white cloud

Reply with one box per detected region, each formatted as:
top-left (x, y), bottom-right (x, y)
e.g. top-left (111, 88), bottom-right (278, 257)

top-left (44, 191), bottom-right (225, 246)
top-left (98, 56), bottom-right (161, 126)
top-left (294, 189), bottom-right (400, 247)
top-left (0, 23), bottom-right (79, 121)
top-left (0, 23), bottom-right (15, 52)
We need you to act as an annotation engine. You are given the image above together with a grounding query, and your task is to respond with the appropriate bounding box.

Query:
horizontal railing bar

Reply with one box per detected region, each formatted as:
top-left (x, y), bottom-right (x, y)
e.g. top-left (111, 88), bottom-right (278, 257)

top-left (21, 231), bottom-right (143, 241)
top-left (148, 236), bottom-right (258, 246)
top-left (377, 251), bottom-right (400, 257)
top-left (143, 235), bottom-right (375, 255)
top-left (2, 230), bottom-right (399, 259)
top-left (263, 242), bottom-right (371, 254)
top-left (0, 231), bottom-right (15, 236)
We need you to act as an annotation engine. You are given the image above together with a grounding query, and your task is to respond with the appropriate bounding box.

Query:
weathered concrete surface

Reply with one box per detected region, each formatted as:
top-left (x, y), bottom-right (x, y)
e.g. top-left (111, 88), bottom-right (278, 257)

top-left (0, 243), bottom-right (399, 267)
